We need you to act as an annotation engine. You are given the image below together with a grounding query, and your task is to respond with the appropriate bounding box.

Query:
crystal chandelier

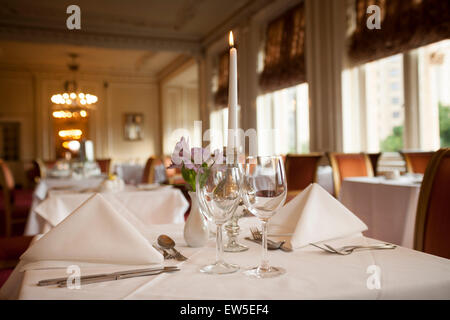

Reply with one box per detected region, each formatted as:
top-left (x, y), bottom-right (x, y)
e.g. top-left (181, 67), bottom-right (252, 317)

top-left (51, 53), bottom-right (97, 118)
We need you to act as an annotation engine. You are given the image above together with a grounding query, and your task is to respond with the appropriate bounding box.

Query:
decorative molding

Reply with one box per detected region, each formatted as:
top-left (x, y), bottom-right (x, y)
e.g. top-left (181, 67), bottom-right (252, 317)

top-left (0, 25), bottom-right (201, 54)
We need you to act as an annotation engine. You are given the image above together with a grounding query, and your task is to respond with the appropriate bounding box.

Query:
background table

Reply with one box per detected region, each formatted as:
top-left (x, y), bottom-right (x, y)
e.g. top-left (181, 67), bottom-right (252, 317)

top-left (2, 218), bottom-right (449, 300)
top-left (25, 178), bottom-right (189, 235)
top-left (339, 176), bottom-right (422, 248)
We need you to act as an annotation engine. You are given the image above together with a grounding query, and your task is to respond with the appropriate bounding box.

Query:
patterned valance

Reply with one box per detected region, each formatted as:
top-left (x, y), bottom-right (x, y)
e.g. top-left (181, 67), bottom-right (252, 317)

top-left (349, 0), bottom-right (450, 65)
top-left (213, 50), bottom-right (230, 107)
top-left (259, 2), bottom-right (306, 93)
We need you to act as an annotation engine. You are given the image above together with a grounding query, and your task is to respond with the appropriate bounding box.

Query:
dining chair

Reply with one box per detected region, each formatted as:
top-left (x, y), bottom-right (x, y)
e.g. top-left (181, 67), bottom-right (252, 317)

top-left (0, 160), bottom-right (32, 237)
top-left (414, 148), bottom-right (450, 259)
top-left (327, 152), bottom-right (374, 197)
top-left (141, 157), bottom-right (165, 184)
top-left (400, 151), bottom-right (435, 174)
top-left (285, 153), bottom-right (324, 201)
top-left (366, 152), bottom-right (382, 176)
top-left (96, 158), bottom-right (112, 175)
top-left (0, 235), bottom-right (33, 288)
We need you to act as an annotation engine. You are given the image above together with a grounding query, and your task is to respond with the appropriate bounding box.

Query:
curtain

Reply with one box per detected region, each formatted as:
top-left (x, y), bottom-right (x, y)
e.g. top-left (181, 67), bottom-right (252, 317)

top-left (349, 0), bottom-right (450, 65)
top-left (259, 2), bottom-right (306, 93)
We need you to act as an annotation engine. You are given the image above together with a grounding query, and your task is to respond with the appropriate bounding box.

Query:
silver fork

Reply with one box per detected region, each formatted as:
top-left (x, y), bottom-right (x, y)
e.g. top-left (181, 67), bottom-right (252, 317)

top-left (323, 243), bottom-right (396, 255)
top-left (152, 244), bottom-right (174, 259)
top-left (250, 228), bottom-right (292, 252)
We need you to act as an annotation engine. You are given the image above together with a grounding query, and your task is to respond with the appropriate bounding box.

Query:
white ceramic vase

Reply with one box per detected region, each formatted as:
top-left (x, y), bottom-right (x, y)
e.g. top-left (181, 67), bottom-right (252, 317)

top-left (184, 191), bottom-right (209, 247)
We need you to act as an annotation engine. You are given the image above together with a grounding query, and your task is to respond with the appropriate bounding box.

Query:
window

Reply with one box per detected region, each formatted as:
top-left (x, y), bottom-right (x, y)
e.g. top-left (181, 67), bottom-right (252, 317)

top-left (256, 83), bottom-right (309, 156)
top-left (417, 40), bottom-right (450, 148)
top-left (209, 108), bottom-right (228, 151)
top-left (365, 54), bottom-right (405, 152)
top-left (0, 122), bottom-right (20, 161)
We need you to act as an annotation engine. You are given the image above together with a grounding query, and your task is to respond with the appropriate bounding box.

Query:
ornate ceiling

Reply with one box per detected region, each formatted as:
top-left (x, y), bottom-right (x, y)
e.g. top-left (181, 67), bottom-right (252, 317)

top-left (0, 0), bottom-right (270, 53)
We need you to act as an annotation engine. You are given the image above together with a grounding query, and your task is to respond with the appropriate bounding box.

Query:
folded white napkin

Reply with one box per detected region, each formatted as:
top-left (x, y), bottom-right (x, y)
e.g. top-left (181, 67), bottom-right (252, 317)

top-left (269, 183), bottom-right (368, 248)
top-left (21, 193), bottom-right (163, 266)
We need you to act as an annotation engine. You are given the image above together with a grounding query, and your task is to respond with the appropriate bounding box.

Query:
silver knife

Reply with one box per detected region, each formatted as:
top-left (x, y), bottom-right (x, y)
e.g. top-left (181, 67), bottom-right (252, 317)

top-left (57, 267), bottom-right (180, 287)
top-left (38, 266), bottom-right (178, 286)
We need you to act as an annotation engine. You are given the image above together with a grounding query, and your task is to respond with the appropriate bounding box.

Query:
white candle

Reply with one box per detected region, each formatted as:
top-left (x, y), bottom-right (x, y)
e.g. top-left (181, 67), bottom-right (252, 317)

top-left (227, 31), bottom-right (238, 150)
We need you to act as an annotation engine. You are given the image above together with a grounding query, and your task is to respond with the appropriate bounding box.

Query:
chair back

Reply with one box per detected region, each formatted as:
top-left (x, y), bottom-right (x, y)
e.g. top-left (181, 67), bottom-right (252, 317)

top-left (0, 160), bottom-right (14, 237)
top-left (0, 160), bottom-right (15, 191)
top-left (414, 148), bottom-right (450, 259)
top-left (141, 157), bottom-right (164, 184)
top-left (285, 153), bottom-right (323, 192)
top-left (328, 153), bottom-right (374, 197)
top-left (401, 151), bottom-right (434, 174)
top-left (96, 159), bottom-right (112, 174)
top-left (367, 153), bottom-right (381, 176)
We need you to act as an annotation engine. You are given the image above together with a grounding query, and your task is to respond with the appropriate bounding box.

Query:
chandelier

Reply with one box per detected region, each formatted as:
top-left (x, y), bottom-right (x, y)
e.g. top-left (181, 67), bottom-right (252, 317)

top-left (51, 53), bottom-right (98, 119)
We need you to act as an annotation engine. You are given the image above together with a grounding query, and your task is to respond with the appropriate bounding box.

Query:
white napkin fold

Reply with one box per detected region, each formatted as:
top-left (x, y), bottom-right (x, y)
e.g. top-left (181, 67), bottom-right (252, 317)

top-left (21, 193), bottom-right (163, 266)
top-left (269, 183), bottom-right (368, 248)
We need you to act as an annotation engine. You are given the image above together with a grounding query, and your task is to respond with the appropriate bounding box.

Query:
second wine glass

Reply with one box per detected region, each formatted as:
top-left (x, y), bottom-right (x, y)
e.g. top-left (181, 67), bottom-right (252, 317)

top-left (241, 156), bottom-right (287, 278)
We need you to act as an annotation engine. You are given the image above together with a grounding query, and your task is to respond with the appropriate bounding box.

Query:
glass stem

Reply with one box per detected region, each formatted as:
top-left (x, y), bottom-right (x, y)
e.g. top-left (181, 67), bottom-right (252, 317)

top-left (260, 220), bottom-right (269, 271)
top-left (216, 224), bottom-right (224, 265)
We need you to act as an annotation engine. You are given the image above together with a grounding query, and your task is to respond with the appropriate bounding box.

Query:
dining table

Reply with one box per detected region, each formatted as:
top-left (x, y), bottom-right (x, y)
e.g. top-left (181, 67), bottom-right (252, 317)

top-left (24, 177), bottom-right (189, 236)
top-left (2, 217), bottom-right (449, 300)
top-left (339, 175), bottom-right (422, 249)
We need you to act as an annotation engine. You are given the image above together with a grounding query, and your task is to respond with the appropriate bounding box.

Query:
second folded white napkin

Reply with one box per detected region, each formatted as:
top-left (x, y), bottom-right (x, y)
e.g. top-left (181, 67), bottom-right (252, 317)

top-left (21, 193), bottom-right (163, 266)
top-left (269, 183), bottom-right (368, 248)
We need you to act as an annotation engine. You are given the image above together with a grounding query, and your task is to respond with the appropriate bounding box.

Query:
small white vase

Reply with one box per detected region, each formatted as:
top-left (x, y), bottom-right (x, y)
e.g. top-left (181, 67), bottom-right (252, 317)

top-left (184, 191), bottom-right (209, 247)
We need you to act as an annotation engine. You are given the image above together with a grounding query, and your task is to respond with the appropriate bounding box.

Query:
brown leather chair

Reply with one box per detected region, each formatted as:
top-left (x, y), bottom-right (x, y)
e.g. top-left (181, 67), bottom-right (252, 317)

top-left (367, 153), bottom-right (381, 176)
top-left (96, 159), bottom-right (112, 174)
top-left (0, 235), bottom-right (33, 288)
top-left (328, 153), bottom-right (374, 197)
top-left (401, 151), bottom-right (434, 174)
top-left (414, 148), bottom-right (450, 259)
top-left (0, 160), bottom-right (31, 237)
top-left (285, 153), bottom-right (323, 200)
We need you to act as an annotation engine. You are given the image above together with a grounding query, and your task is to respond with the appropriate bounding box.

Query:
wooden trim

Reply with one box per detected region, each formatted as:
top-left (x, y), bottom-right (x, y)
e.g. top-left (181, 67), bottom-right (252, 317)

top-left (413, 148), bottom-right (449, 252)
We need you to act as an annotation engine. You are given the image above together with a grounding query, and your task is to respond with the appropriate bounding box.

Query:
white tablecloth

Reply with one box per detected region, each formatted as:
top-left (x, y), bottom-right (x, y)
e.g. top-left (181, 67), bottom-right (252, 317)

top-left (24, 178), bottom-right (189, 235)
top-left (25, 177), bottom-right (106, 235)
top-left (339, 176), bottom-right (422, 249)
top-left (2, 218), bottom-right (449, 300)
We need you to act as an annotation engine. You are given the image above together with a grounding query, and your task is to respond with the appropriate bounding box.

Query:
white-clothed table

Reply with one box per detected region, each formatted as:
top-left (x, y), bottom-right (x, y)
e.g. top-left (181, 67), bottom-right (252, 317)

top-left (2, 217), bottom-right (449, 300)
top-left (26, 188), bottom-right (188, 235)
top-left (339, 176), bottom-right (422, 249)
top-left (24, 177), bottom-right (106, 235)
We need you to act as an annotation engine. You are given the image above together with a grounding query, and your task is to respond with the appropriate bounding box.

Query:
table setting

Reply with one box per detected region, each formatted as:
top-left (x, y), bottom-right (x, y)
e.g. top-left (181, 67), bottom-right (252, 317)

top-left (2, 145), bottom-right (449, 300)
top-left (2, 31), bottom-right (449, 301)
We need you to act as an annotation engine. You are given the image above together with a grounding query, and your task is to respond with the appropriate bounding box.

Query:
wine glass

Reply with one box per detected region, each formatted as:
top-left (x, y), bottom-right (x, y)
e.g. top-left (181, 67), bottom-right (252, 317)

top-left (196, 165), bottom-right (242, 274)
top-left (241, 156), bottom-right (287, 278)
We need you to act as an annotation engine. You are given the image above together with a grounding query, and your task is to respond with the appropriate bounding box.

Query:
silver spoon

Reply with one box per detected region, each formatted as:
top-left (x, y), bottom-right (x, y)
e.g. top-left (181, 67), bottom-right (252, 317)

top-left (157, 235), bottom-right (188, 261)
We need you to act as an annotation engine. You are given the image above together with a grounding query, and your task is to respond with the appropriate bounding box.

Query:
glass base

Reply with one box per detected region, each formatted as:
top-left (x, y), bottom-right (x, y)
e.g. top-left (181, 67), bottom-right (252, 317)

top-left (224, 242), bottom-right (249, 252)
top-left (200, 261), bottom-right (239, 274)
top-left (243, 266), bottom-right (285, 279)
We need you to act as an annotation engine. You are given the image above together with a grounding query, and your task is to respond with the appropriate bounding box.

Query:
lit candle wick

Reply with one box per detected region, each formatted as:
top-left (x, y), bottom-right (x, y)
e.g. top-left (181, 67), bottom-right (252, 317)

top-left (229, 31), bottom-right (234, 48)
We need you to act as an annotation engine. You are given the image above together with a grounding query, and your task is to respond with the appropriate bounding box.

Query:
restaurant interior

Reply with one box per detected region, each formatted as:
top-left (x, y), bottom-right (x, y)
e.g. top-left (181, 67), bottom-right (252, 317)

top-left (0, 0), bottom-right (449, 301)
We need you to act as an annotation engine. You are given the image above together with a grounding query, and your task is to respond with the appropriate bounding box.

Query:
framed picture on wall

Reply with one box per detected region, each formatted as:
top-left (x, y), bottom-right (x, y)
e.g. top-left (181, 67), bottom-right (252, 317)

top-left (123, 113), bottom-right (143, 141)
